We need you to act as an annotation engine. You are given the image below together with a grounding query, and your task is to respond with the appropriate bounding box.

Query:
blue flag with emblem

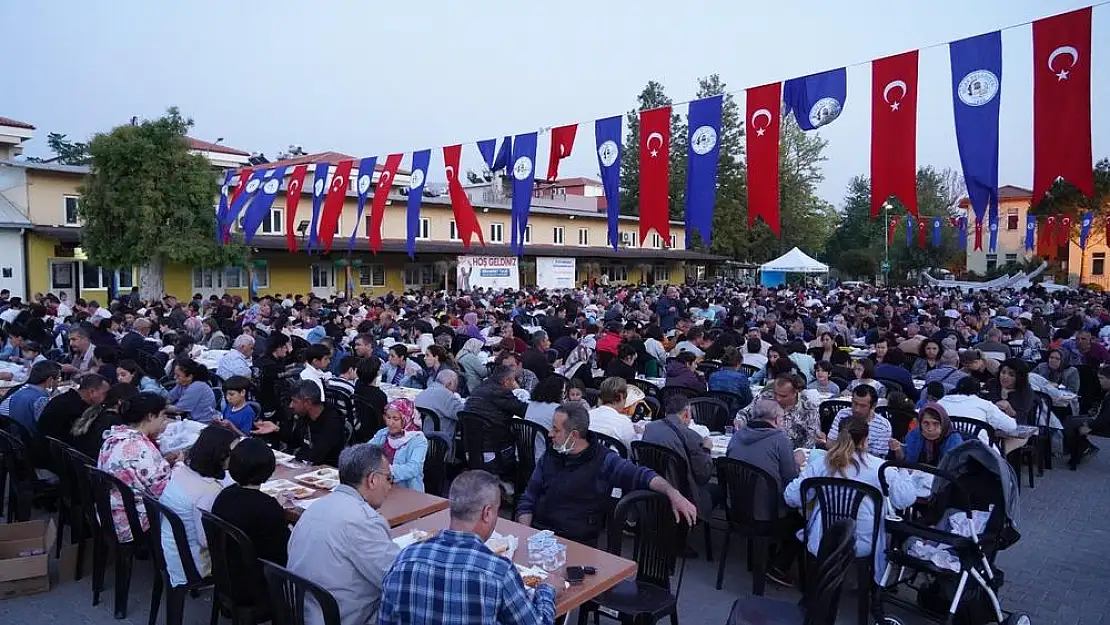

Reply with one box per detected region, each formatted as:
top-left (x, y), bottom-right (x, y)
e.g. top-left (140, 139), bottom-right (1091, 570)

top-left (595, 115), bottom-right (622, 250)
top-left (1025, 213), bottom-right (1036, 251)
top-left (950, 31), bottom-right (1002, 239)
top-left (510, 132), bottom-right (538, 256)
top-left (988, 211), bottom-right (999, 252)
top-left (348, 157), bottom-right (378, 251)
top-left (958, 217), bottom-right (967, 250)
top-left (307, 162), bottom-right (329, 252)
top-left (406, 150), bottom-right (431, 259)
top-left (225, 169), bottom-right (266, 240)
top-left (214, 169), bottom-right (235, 242)
top-left (783, 68), bottom-right (846, 131)
top-left (1081, 212), bottom-right (1094, 249)
top-left (241, 167), bottom-right (288, 244)
top-left (477, 136), bottom-right (512, 173)
top-left (685, 95), bottom-right (722, 248)
top-left (932, 217), bottom-right (943, 247)
top-left (905, 215), bottom-right (914, 247)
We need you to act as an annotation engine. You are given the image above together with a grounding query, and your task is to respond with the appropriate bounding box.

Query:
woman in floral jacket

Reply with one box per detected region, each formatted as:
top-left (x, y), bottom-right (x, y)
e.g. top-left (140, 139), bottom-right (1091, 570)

top-left (97, 392), bottom-right (174, 543)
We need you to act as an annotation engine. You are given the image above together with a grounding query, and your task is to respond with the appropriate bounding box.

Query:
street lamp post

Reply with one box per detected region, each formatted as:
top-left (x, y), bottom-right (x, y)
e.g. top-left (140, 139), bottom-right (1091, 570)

top-left (882, 201), bottom-right (892, 284)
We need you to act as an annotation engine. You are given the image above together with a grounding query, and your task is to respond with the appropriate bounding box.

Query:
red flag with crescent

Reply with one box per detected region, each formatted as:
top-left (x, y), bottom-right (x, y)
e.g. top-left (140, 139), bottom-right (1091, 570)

top-left (283, 165), bottom-right (308, 252)
top-left (1057, 214), bottom-right (1073, 249)
top-left (887, 215), bottom-right (900, 245)
top-left (746, 82), bottom-right (782, 235)
top-left (443, 144), bottom-right (485, 248)
top-left (369, 153), bottom-right (404, 254)
top-left (546, 124), bottom-right (577, 181)
top-left (870, 51), bottom-right (919, 218)
top-left (639, 107), bottom-right (672, 245)
top-left (1033, 7), bottom-right (1093, 201)
top-left (1105, 215), bottom-right (1110, 248)
top-left (317, 159), bottom-right (354, 252)
top-left (973, 218), bottom-right (984, 251)
top-left (223, 167), bottom-right (253, 243)
top-left (917, 217), bottom-right (927, 248)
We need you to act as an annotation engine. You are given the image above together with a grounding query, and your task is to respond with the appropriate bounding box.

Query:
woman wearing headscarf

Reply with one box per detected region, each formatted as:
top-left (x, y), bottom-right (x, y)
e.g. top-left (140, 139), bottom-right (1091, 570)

top-left (456, 338), bottom-right (488, 397)
top-left (460, 312), bottom-right (484, 342)
top-left (369, 399), bottom-right (429, 491)
top-left (890, 403), bottom-right (962, 465)
top-left (1032, 348), bottom-right (1080, 393)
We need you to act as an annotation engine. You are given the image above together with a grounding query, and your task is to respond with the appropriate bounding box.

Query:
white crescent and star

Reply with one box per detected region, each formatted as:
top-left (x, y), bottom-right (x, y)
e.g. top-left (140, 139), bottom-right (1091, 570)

top-left (883, 80), bottom-right (907, 110)
top-left (750, 109), bottom-right (772, 136)
top-left (445, 165), bottom-right (456, 181)
top-left (645, 132), bottom-right (664, 158)
top-left (289, 180), bottom-right (300, 194)
top-left (378, 170), bottom-right (392, 189)
top-left (1048, 45), bottom-right (1079, 80)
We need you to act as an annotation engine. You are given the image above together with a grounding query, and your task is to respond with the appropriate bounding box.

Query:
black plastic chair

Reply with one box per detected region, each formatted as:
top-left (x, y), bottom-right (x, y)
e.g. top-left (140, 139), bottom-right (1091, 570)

top-left (631, 440), bottom-right (713, 562)
top-left (43, 437), bottom-right (82, 563)
top-left (63, 448), bottom-right (100, 592)
top-left (417, 407), bottom-right (441, 433)
top-left (457, 410), bottom-right (488, 471)
top-left (724, 520), bottom-right (857, 625)
top-left (142, 493), bottom-right (215, 625)
top-left (576, 490), bottom-right (690, 625)
top-left (351, 394), bottom-right (383, 444)
top-left (714, 457), bottom-right (786, 596)
top-left (687, 397), bottom-right (731, 433)
top-left (629, 377), bottom-right (660, 399)
top-left (423, 435), bottom-right (449, 497)
top-left (657, 385), bottom-right (704, 409)
top-left (592, 431), bottom-right (628, 459)
top-left (200, 510), bottom-right (272, 625)
top-left (261, 559), bottom-right (342, 625)
top-left (509, 419), bottom-right (549, 505)
top-left (88, 467), bottom-right (149, 619)
top-left (818, 400), bottom-right (851, 435)
top-left (0, 427), bottom-right (56, 522)
top-left (799, 477), bottom-right (882, 625)
top-left (707, 389), bottom-right (747, 415)
top-left (949, 416), bottom-right (997, 449)
top-left (741, 364), bottom-right (761, 377)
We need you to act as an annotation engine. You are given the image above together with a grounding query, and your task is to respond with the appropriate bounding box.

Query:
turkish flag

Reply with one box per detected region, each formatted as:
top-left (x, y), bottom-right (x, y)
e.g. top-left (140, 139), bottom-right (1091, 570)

top-left (870, 51), bottom-right (919, 218)
top-left (284, 165), bottom-right (308, 252)
top-left (443, 144), bottom-right (485, 248)
top-left (973, 218), bottom-right (983, 251)
top-left (639, 107), bottom-right (672, 245)
top-left (1045, 215), bottom-right (1058, 259)
top-left (223, 167), bottom-right (254, 242)
top-left (317, 159), bottom-right (355, 252)
top-left (546, 124), bottom-right (577, 181)
top-left (1057, 214), bottom-right (1073, 249)
top-left (917, 217), bottom-right (927, 248)
top-left (1105, 215), bottom-right (1110, 247)
top-left (1033, 7), bottom-right (1093, 201)
top-left (887, 215), bottom-right (900, 245)
top-left (746, 83), bottom-right (782, 235)
top-left (369, 154), bottom-right (404, 254)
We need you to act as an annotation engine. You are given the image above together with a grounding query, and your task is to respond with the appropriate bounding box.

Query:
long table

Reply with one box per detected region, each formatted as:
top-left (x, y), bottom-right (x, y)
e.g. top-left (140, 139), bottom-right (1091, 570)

top-left (271, 462), bottom-right (449, 526)
top-left (391, 509), bottom-right (637, 617)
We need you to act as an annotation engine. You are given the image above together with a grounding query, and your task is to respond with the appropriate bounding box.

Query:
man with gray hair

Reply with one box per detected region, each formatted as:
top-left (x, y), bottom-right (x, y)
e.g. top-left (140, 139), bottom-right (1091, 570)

top-left (215, 333), bottom-right (255, 379)
top-left (414, 368), bottom-right (463, 461)
top-left (379, 470), bottom-right (557, 624)
top-left (62, 326), bottom-right (95, 376)
top-left (521, 330), bottom-right (554, 381)
top-left (288, 443), bottom-right (400, 625)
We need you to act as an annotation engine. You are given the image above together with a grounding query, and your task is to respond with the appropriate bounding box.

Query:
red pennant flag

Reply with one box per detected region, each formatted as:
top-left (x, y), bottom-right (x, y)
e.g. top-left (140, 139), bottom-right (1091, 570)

top-left (639, 107), bottom-right (672, 245)
top-left (443, 144), bottom-right (485, 248)
top-left (948, 217), bottom-right (961, 230)
top-left (283, 165), bottom-right (308, 252)
top-left (1057, 214), bottom-right (1073, 248)
top-left (223, 167), bottom-right (254, 243)
top-left (1045, 215), bottom-right (1058, 260)
top-left (887, 215), bottom-right (900, 245)
top-left (315, 159), bottom-right (354, 252)
top-left (546, 124), bottom-right (577, 181)
top-left (1033, 7), bottom-right (1093, 201)
top-left (1105, 215), bottom-right (1110, 247)
top-left (746, 83), bottom-right (782, 235)
top-left (870, 51), bottom-right (919, 218)
top-left (369, 154), bottom-right (404, 254)
top-left (917, 218), bottom-right (927, 248)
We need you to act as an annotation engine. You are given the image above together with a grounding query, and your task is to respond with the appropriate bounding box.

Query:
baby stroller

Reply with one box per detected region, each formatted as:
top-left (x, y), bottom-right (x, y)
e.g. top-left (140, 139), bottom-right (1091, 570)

top-left (875, 440), bottom-right (1029, 625)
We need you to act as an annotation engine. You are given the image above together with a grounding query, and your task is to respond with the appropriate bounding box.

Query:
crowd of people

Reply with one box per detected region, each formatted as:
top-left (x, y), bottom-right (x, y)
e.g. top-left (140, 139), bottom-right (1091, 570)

top-left (2, 277), bottom-right (1109, 623)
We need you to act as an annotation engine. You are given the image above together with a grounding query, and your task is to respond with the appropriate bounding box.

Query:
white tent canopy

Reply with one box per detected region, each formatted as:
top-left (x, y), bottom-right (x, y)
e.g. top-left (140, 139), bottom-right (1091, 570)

top-left (760, 247), bottom-right (828, 273)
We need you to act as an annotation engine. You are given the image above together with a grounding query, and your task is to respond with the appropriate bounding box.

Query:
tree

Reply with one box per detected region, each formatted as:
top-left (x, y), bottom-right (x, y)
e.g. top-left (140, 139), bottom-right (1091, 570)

top-left (1029, 158), bottom-right (1110, 250)
top-left (776, 117), bottom-right (835, 257)
top-left (618, 81), bottom-right (688, 220)
top-left (78, 107), bottom-right (244, 301)
top-left (24, 132), bottom-right (91, 165)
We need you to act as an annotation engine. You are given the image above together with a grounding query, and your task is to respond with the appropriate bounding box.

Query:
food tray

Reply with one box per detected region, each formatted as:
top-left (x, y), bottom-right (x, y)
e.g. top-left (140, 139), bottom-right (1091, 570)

top-left (294, 468), bottom-right (340, 489)
top-left (260, 479), bottom-right (316, 500)
top-left (485, 531), bottom-right (518, 559)
top-left (392, 529), bottom-right (434, 549)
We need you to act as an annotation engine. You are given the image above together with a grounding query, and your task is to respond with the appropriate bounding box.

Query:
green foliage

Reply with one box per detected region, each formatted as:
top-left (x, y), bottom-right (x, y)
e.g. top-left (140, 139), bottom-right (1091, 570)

top-left (777, 117), bottom-right (835, 257)
top-left (24, 132), bottom-right (91, 165)
top-left (836, 249), bottom-right (877, 278)
top-left (1030, 158), bottom-right (1110, 216)
top-left (78, 107), bottom-right (244, 271)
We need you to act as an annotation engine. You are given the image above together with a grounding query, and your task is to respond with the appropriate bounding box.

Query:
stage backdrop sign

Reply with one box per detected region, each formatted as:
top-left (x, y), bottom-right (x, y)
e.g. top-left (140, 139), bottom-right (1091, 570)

top-left (536, 257), bottom-right (576, 290)
top-left (456, 256), bottom-right (520, 291)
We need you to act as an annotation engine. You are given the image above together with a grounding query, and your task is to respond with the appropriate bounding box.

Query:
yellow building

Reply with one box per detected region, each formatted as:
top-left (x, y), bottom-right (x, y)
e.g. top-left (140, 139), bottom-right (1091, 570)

top-left (3, 145), bottom-right (720, 301)
top-left (962, 184), bottom-right (1110, 289)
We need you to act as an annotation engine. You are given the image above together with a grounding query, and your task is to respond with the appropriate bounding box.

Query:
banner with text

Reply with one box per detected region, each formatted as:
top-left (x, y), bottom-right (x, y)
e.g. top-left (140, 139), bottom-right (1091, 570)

top-left (536, 257), bottom-right (576, 290)
top-left (456, 256), bottom-right (520, 291)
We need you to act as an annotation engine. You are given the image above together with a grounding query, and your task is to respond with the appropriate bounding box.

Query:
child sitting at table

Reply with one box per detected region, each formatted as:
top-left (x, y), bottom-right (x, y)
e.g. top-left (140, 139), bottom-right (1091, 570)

top-left (220, 375), bottom-right (258, 437)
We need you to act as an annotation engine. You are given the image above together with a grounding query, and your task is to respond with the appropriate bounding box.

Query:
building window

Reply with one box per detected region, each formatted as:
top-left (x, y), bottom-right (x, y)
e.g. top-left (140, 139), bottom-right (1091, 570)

top-left (669, 234), bottom-right (677, 249)
top-left (553, 226), bottom-right (565, 245)
top-left (417, 218), bottom-right (430, 240)
top-left (403, 264), bottom-right (438, 286)
top-left (577, 228), bottom-right (589, 246)
top-left (63, 196), bottom-right (80, 225)
top-left (82, 263), bottom-right (134, 290)
top-left (652, 264), bottom-right (669, 282)
top-left (191, 265), bottom-right (266, 290)
top-left (1006, 209), bottom-right (1019, 231)
top-left (651, 233), bottom-right (663, 249)
top-left (259, 207), bottom-right (284, 234)
top-left (359, 264), bottom-right (386, 287)
top-left (490, 222), bottom-right (504, 243)
top-left (1094, 253), bottom-right (1106, 276)
top-left (449, 221), bottom-right (459, 241)
top-left (605, 265), bottom-right (628, 282)
top-left (524, 225), bottom-right (532, 244)
top-left (1005, 254), bottom-right (1018, 265)
top-left (985, 254), bottom-right (997, 272)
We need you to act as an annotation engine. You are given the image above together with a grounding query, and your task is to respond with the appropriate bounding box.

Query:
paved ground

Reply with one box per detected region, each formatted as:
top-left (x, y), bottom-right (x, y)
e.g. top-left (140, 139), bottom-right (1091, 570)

top-left (2, 444), bottom-right (1107, 625)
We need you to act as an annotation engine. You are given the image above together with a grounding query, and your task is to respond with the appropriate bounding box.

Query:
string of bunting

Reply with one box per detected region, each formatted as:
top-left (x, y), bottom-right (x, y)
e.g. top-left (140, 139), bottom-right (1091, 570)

top-left (215, 5), bottom-right (1103, 259)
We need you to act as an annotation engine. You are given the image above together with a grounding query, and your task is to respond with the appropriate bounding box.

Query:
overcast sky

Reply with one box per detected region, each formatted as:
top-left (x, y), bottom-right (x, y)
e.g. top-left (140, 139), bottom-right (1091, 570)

top-left (4, 0), bottom-right (1107, 206)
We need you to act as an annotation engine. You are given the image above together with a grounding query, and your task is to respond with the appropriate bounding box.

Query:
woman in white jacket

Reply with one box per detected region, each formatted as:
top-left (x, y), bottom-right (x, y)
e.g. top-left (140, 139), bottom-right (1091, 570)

top-left (784, 416), bottom-right (916, 581)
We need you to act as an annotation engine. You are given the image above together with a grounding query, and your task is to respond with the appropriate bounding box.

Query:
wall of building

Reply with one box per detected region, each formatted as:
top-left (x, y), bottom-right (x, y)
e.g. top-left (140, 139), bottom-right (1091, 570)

top-left (0, 229), bottom-right (25, 298)
top-left (26, 170), bottom-right (83, 226)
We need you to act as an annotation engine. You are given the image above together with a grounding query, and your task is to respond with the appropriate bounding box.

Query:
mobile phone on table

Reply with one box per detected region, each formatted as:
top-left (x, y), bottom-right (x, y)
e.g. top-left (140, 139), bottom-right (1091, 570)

top-left (565, 566), bottom-right (585, 584)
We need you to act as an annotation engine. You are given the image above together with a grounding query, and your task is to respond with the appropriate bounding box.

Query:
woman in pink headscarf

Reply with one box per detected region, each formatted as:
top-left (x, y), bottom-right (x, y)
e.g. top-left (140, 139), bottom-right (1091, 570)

top-left (369, 398), bottom-right (429, 491)
top-left (460, 312), bottom-right (484, 342)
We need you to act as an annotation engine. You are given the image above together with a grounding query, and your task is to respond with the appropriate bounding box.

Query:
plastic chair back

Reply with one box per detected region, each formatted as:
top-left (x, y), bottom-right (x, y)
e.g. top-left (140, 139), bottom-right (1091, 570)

top-left (800, 477), bottom-right (882, 558)
top-left (261, 559), bottom-right (342, 625)
top-left (818, 400), bottom-right (851, 434)
top-left (592, 431), bottom-right (628, 459)
top-left (607, 490), bottom-right (690, 590)
top-left (140, 491), bottom-right (206, 587)
top-left (87, 467), bottom-right (146, 548)
top-left (200, 509), bottom-right (267, 610)
top-left (715, 457), bottom-right (781, 531)
top-left (423, 436), bottom-right (449, 497)
top-left (687, 397), bottom-right (730, 432)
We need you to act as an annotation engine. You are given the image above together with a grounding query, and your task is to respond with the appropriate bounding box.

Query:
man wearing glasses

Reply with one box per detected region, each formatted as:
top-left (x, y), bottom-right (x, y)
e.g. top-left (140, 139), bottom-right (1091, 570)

top-left (288, 444), bottom-right (399, 625)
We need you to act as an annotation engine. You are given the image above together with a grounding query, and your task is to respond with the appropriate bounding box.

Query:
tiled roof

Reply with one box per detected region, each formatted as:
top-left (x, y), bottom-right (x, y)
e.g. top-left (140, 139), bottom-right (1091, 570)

top-left (186, 136), bottom-right (250, 156)
top-left (260, 151), bottom-right (411, 175)
top-left (538, 177), bottom-right (601, 187)
top-left (958, 184), bottom-right (1035, 208)
top-left (0, 117), bottom-right (34, 130)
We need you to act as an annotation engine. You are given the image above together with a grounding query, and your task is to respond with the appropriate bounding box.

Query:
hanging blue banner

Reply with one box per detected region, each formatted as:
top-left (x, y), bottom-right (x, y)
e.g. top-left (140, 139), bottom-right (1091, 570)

top-left (950, 31), bottom-right (1002, 226)
top-left (348, 157), bottom-right (378, 251)
top-left (931, 217), bottom-right (942, 247)
top-left (307, 162), bottom-right (329, 251)
top-left (214, 169), bottom-right (235, 242)
top-left (477, 136), bottom-right (512, 173)
top-left (905, 215), bottom-right (914, 248)
top-left (1080, 212), bottom-right (1094, 249)
top-left (595, 115), bottom-right (622, 249)
top-left (988, 211), bottom-right (999, 252)
top-left (406, 150), bottom-right (431, 259)
top-left (241, 167), bottom-right (288, 244)
top-left (1025, 213), bottom-right (1036, 251)
top-left (685, 95), bottom-right (723, 248)
top-left (224, 169), bottom-right (266, 240)
top-left (509, 132), bottom-right (538, 256)
top-left (783, 67), bottom-right (846, 130)
top-left (958, 217), bottom-right (967, 250)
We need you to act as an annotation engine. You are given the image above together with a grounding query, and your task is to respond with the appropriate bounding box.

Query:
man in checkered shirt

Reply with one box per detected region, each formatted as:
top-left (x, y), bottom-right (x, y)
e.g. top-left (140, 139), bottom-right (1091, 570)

top-left (379, 470), bottom-right (557, 625)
